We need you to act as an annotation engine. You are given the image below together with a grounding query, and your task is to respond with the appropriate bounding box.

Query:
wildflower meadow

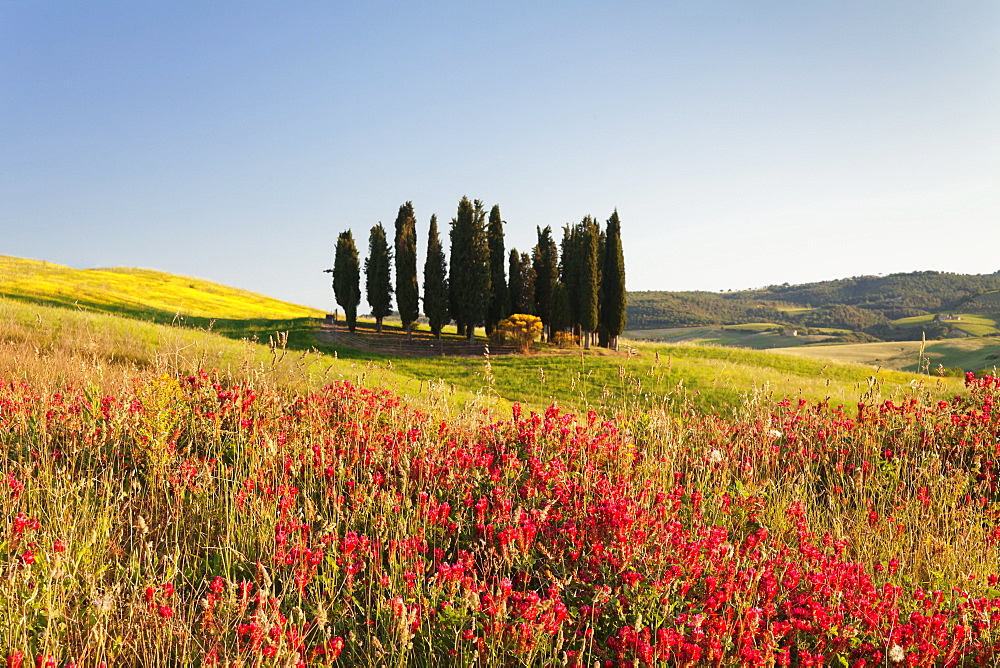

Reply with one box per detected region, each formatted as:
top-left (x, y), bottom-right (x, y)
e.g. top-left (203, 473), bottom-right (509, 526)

top-left (3, 362), bottom-right (1000, 666)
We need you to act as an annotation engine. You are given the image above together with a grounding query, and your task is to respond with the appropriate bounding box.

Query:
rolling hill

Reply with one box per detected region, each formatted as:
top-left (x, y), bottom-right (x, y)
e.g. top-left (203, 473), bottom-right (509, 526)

top-left (627, 269), bottom-right (1000, 340)
top-left (0, 255), bottom-right (323, 322)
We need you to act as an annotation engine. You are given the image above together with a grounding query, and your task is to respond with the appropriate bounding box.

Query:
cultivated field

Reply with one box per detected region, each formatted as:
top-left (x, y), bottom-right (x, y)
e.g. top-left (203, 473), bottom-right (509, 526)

top-left (772, 338), bottom-right (1000, 376)
top-left (890, 314), bottom-right (1000, 338)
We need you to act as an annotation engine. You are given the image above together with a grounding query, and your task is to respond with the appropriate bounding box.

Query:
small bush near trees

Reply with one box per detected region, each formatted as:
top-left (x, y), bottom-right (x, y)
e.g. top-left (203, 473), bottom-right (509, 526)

top-left (553, 330), bottom-right (578, 348)
top-left (495, 313), bottom-right (542, 352)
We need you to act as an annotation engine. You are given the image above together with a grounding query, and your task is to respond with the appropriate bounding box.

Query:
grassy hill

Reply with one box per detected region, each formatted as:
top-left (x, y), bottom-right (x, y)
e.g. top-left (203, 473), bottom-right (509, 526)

top-left (0, 256), bottom-right (965, 415)
top-left (0, 255), bottom-right (324, 322)
top-left (742, 270), bottom-right (1000, 315)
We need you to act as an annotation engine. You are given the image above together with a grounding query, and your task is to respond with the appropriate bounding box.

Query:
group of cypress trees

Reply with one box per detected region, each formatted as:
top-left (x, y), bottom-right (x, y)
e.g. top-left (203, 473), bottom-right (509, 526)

top-left (327, 198), bottom-right (626, 349)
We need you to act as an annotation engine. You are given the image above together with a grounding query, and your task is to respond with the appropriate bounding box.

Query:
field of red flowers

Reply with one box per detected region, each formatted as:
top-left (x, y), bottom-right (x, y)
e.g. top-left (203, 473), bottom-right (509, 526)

top-left (3, 368), bottom-right (1000, 666)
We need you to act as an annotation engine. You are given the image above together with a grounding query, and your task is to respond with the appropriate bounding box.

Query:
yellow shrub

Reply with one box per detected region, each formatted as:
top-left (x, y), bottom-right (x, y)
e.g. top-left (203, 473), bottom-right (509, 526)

top-left (495, 314), bottom-right (543, 353)
top-left (553, 331), bottom-right (579, 348)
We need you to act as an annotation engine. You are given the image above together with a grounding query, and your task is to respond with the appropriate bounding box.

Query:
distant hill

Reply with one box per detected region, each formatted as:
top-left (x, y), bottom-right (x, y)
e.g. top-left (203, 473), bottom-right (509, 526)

top-left (961, 290), bottom-right (1000, 315)
top-left (626, 291), bottom-right (789, 329)
top-left (0, 255), bottom-right (323, 322)
top-left (628, 270), bottom-right (1000, 340)
top-left (739, 270), bottom-right (1000, 317)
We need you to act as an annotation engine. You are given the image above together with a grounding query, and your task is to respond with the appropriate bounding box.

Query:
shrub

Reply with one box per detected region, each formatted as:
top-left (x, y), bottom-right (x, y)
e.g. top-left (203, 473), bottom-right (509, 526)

top-left (495, 313), bottom-right (543, 352)
top-left (552, 330), bottom-right (578, 348)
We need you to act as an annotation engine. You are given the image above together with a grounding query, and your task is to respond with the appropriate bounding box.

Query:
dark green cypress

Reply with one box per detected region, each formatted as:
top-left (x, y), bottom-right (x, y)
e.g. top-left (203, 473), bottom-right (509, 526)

top-left (597, 227), bottom-right (609, 347)
top-left (330, 230), bottom-right (361, 332)
top-left (559, 223), bottom-right (582, 335)
top-left (532, 226), bottom-right (559, 341)
top-left (365, 223), bottom-right (393, 333)
top-left (448, 198), bottom-right (470, 337)
top-left (393, 202), bottom-right (420, 338)
top-left (550, 281), bottom-right (571, 339)
top-left (423, 214), bottom-right (449, 341)
top-left (600, 209), bottom-right (627, 350)
top-left (486, 204), bottom-right (510, 335)
top-left (508, 249), bottom-right (535, 315)
top-left (519, 252), bottom-right (536, 315)
top-left (449, 197), bottom-right (490, 341)
top-left (578, 217), bottom-right (600, 349)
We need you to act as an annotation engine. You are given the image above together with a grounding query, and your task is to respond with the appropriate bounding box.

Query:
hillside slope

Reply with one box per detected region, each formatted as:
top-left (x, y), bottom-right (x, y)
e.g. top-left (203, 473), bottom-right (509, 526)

top-left (0, 254), bottom-right (963, 413)
top-left (0, 255), bottom-right (323, 321)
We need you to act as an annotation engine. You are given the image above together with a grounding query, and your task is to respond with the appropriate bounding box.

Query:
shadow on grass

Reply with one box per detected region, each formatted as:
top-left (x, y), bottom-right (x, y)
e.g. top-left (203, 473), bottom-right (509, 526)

top-left (203, 317), bottom-right (392, 363)
top-left (0, 292), bottom-right (384, 363)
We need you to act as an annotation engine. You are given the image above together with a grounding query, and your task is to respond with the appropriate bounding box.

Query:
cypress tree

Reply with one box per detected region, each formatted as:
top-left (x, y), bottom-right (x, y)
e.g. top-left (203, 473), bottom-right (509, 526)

top-left (448, 198), bottom-right (470, 337)
top-left (532, 226), bottom-right (559, 342)
top-left (600, 209), bottom-right (627, 350)
top-left (449, 197), bottom-right (490, 341)
top-left (394, 202), bottom-right (420, 339)
top-left (486, 204), bottom-right (510, 335)
top-left (508, 249), bottom-right (535, 316)
top-left (508, 249), bottom-right (522, 315)
top-left (559, 223), bottom-right (582, 336)
top-left (550, 281), bottom-right (571, 341)
top-left (423, 214), bottom-right (449, 342)
top-left (597, 227), bottom-right (609, 347)
top-left (365, 223), bottom-right (393, 333)
top-left (578, 217), bottom-right (600, 349)
top-left (330, 230), bottom-right (361, 333)
top-left (519, 252), bottom-right (536, 315)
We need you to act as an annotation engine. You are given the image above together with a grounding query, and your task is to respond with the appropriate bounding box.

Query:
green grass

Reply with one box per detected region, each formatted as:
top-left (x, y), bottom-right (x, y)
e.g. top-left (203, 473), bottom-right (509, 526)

top-left (624, 325), bottom-right (838, 352)
top-left (891, 314), bottom-right (935, 325)
top-left (889, 313), bottom-right (1000, 336)
top-left (4, 290), bottom-right (957, 417)
top-left (955, 323), bottom-right (999, 336)
top-left (623, 325), bottom-right (722, 342)
top-left (720, 322), bottom-right (781, 332)
top-left (380, 339), bottom-right (962, 414)
top-left (0, 254), bottom-right (966, 416)
top-left (772, 337), bottom-right (1000, 375)
top-left (0, 296), bottom-right (466, 406)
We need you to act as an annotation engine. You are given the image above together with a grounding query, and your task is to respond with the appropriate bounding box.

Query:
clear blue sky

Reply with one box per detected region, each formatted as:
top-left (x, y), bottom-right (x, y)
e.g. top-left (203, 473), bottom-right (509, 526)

top-left (2, 1), bottom-right (998, 310)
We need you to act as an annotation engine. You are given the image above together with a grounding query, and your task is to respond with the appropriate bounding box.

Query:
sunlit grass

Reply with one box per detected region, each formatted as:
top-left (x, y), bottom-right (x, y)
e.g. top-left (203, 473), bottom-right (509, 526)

top-left (773, 337), bottom-right (1000, 374)
top-left (0, 297), bottom-right (486, 412)
top-left (382, 339), bottom-right (961, 415)
top-left (0, 255), bottom-right (324, 321)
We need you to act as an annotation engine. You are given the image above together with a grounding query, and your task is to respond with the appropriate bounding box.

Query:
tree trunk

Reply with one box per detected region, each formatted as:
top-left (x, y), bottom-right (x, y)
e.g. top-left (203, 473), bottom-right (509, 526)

top-left (598, 328), bottom-right (609, 348)
top-left (376, 317), bottom-right (383, 333)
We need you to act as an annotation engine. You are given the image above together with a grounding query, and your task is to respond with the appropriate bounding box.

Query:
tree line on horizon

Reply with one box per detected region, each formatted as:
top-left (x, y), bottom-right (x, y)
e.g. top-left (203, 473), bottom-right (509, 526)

top-left (327, 197), bottom-right (627, 350)
top-left (628, 269), bottom-right (1000, 340)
